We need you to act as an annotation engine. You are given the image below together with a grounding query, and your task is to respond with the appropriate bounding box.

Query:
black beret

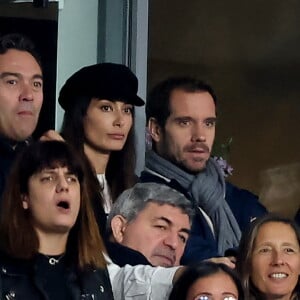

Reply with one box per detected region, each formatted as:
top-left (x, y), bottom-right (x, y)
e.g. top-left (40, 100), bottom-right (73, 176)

top-left (58, 63), bottom-right (145, 110)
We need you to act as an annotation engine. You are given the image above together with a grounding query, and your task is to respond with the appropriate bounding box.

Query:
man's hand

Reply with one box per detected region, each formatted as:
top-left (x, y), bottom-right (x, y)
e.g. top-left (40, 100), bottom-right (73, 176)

top-left (40, 130), bottom-right (65, 142)
top-left (205, 256), bottom-right (236, 269)
top-left (172, 256), bottom-right (236, 284)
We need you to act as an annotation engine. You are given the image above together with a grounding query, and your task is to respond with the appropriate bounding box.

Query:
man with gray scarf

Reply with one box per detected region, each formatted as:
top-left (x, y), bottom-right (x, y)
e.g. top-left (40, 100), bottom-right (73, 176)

top-left (140, 77), bottom-right (267, 265)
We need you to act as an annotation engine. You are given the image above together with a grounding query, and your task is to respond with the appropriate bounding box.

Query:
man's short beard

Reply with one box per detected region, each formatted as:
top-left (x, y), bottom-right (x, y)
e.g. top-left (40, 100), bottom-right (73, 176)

top-left (170, 157), bottom-right (207, 175)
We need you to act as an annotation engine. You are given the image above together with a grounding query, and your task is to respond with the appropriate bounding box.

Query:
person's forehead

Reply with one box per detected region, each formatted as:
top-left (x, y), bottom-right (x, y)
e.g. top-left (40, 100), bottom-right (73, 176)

top-left (169, 89), bottom-right (215, 112)
top-left (41, 166), bottom-right (71, 172)
top-left (189, 273), bottom-right (238, 299)
top-left (256, 221), bottom-right (297, 240)
top-left (0, 49), bottom-right (41, 73)
top-left (140, 202), bottom-right (188, 221)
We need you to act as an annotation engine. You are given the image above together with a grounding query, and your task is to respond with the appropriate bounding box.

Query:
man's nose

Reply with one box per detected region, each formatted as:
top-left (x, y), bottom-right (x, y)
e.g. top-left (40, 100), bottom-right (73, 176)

top-left (191, 124), bottom-right (206, 142)
top-left (19, 82), bottom-right (34, 101)
top-left (164, 232), bottom-right (179, 250)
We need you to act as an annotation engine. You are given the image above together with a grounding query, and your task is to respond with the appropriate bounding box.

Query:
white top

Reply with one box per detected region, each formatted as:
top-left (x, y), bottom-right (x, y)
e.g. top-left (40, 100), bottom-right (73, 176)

top-left (97, 173), bottom-right (112, 214)
top-left (106, 255), bottom-right (178, 300)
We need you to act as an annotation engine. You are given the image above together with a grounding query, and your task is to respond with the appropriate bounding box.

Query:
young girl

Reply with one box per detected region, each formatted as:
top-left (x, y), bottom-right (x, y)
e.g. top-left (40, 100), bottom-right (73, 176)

top-left (0, 140), bottom-right (113, 299)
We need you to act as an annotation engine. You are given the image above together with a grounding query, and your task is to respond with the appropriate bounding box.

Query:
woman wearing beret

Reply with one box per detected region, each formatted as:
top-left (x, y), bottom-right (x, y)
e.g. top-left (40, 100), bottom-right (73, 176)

top-left (0, 140), bottom-right (114, 299)
top-left (56, 62), bottom-right (144, 233)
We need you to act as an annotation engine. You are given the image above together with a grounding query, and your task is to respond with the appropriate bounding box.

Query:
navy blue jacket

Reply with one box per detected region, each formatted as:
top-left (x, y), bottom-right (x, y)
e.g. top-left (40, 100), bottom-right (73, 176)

top-left (106, 241), bottom-right (151, 267)
top-left (140, 171), bottom-right (267, 264)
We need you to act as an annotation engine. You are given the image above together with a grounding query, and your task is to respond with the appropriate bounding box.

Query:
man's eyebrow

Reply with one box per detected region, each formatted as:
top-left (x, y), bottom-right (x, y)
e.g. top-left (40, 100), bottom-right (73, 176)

top-left (156, 216), bottom-right (191, 234)
top-left (173, 116), bottom-right (192, 120)
top-left (0, 72), bottom-right (21, 79)
top-left (0, 72), bottom-right (43, 80)
top-left (205, 117), bottom-right (217, 122)
top-left (33, 74), bottom-right (43, 81)
top-left (156, 216), bottom-right (172, 224)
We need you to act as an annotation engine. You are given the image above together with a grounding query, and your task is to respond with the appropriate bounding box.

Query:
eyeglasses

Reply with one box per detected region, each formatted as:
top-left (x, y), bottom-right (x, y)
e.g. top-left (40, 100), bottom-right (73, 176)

top-left (194, 295), bottom-right (237, 300)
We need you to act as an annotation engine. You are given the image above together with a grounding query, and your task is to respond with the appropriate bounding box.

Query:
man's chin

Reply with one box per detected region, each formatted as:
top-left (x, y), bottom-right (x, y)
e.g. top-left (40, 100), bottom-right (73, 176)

top-left (151, 257), bottom-right (174, 267)
top-left (168, 156), bottom-right (208, 174)
top-left (14, 126), bottom-right (36, 141)
top-left (180, 161), bottom-right (207, 174)
top-left (14, 132), bottom-right (33, 142)
top-left (155, 260), bottom-right (174, 268)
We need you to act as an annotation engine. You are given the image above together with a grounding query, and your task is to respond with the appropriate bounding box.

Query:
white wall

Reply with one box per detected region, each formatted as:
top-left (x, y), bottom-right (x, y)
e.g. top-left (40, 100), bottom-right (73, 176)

top-left (55, 0), bottom-right (99, 130)
top-left (130, 0), bottom-right (148, 175)
top-left (55, 0), bottom-right (148, 174)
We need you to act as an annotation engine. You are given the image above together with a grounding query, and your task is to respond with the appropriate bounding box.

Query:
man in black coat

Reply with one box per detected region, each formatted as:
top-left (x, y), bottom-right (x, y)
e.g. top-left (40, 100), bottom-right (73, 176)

top-left (0, 33), bottom-right (43, 198)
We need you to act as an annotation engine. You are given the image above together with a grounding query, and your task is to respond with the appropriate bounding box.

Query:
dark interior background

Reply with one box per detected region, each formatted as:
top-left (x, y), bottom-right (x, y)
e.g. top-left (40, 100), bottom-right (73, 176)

top-left (148, 0), bottom-right (300, 217)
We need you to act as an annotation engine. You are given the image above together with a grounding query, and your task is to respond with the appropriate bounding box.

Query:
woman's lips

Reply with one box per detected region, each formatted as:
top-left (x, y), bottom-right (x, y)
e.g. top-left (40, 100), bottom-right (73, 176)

top-left (108, 134), bottom-right (125, 140)
top-left (18, 110), bottom-right (33, 115)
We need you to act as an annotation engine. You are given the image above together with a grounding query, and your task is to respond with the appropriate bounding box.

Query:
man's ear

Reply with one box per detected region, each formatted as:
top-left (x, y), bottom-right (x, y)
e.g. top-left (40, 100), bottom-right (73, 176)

top-left (21, 194), bottom-right (29, 209)
top-left (148, 117), bottom-right (162, 143)
top-left (110, 215), bottom-right (128, 243)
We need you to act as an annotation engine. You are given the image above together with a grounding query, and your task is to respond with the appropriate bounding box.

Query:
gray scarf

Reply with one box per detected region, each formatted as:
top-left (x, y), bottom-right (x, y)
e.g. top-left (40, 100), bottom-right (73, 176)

top-left (145, 150), bottom-right (241, 255)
